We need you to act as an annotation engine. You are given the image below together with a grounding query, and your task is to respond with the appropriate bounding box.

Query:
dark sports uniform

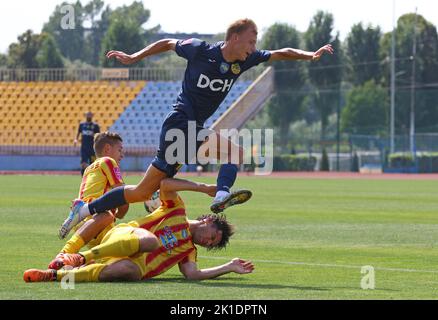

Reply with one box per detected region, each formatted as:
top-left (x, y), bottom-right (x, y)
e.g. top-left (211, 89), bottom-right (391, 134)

top-left (78, 121), bottom-right (100, 165)
top-left (152, 38), bottom-right (271, 177)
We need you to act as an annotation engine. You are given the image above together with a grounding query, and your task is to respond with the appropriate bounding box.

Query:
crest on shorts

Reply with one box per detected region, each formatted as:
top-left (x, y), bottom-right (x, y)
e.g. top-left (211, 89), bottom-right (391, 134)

top-left (231, 63), bottom-right (241, 75)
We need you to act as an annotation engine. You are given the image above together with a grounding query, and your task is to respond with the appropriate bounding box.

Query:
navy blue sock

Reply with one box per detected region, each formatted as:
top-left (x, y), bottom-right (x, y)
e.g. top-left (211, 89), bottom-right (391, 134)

top-left (88, 186), bottom-right (127, 214)
top-left (217, 164), bottom-right (238, 193)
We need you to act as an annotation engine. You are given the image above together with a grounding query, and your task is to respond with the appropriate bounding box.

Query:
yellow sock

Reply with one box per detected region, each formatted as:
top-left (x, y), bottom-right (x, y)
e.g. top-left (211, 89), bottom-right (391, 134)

top-left (61, 234), bottom-right (85, 254)
top-left (56, 263), bottom-right (106, 282)
top-left (80, 233), bottom-right (140, 263)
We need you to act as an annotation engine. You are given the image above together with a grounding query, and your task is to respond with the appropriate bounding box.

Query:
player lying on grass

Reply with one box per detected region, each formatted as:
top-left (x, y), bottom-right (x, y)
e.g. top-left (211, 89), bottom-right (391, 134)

top-left (52, 132), bottom-right (129, 265)
top-left (58, 18), bottom-right (333, 239)
top-left (24, 178), bottom-right (254, 282)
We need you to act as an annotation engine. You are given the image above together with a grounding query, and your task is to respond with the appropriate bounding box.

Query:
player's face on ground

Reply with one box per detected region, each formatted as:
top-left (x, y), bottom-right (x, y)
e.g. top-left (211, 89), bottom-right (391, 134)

top-left (107, 141), bottom-right (124, 164)
top-left (233, 28), bottom-right (257, 61)
top-left (193, 221), bottom-right (223, 249)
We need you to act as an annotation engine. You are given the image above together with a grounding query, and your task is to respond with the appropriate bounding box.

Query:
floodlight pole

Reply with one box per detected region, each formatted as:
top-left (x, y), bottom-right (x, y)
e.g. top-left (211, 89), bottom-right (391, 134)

top-left (409, 8), bottom-right (418, 157)
top-left (390, 0), bottom-right (396, 154)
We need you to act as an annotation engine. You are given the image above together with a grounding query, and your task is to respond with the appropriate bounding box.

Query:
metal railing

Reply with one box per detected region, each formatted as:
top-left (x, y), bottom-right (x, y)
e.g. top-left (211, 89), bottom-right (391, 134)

top-left (0, 67), bottom-right (264, 82)
top-left (212, 66), bottom-right (274, 131)
top-left (0, 144), bottom-right (157, 156)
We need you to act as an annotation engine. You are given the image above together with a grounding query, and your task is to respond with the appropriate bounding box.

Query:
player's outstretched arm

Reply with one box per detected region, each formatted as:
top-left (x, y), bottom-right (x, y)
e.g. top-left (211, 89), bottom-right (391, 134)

top-left (178, 258), bottom-right (254, 281)
top-left (106, 38), bottom-right (179, 65)
top-left (268, 44), bottom-right (334, 62)
top-left (160, 178), bottom-right (216, 201)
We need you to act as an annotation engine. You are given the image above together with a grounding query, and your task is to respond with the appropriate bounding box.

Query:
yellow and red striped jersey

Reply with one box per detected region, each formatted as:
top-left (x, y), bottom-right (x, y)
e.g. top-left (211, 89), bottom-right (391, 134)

top-left (78, 157), bottom-right (124, 203)
top-left (129, 196), bottom-right (197, 279)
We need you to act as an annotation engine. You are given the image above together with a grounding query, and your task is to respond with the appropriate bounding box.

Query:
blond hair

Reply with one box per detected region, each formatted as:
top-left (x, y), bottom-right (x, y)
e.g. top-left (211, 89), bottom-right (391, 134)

top-left (225, 18), bottom-right (258, 41)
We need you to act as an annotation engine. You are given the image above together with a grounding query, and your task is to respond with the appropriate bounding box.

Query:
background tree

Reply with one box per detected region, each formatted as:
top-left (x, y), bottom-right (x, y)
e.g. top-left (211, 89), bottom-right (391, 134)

top-left (346, 23), bottom-right (383, 85)
top-left (43, 1), bottom-right (85, 62)
top-left (381, 13), bottom-right (438, 133)
top-left (341, 80), bottom-right (388, 135)
top-left (36, 33), bottom-right (65, 68)
top-left (0, 53), bottom-right (8, 68)
top-left (305, 11), bottom-right (343, 141)
top-left (100, 1), bottom-right (153, 67)
top-left (7, 30), bottom-right (43, 68)
top-left (82, 0), bottom-right (106, 65)
top-left (261, 23), bottom-right (306, 150)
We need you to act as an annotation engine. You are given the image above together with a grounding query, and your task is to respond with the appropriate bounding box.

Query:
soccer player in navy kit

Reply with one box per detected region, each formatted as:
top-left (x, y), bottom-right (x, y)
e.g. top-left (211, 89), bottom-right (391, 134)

top-left (75, 111), bottom-right (100, 176)
top-left (59, 18), bottom-right (334, 239)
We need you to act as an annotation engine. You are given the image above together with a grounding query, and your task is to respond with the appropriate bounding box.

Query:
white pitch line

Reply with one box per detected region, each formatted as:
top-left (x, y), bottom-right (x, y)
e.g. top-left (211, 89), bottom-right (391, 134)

top-left (199, 256), bottom-right (438, 274)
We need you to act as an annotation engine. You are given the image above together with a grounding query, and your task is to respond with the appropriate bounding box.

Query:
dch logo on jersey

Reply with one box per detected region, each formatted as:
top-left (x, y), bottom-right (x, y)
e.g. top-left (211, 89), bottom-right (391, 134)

top-left (197, 74), bottom-right (234, 92)
top-left (82, 130), bottom-right (94, 136)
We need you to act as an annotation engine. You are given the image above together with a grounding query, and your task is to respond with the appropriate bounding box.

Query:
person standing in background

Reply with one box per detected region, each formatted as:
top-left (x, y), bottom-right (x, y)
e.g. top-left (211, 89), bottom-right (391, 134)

top-left (75, 111), bottom-right (100, 176)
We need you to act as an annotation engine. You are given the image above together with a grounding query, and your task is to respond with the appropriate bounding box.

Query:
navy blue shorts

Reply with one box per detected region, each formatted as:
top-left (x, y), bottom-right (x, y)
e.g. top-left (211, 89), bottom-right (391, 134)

top-left (151, 111), bottom-right (208, 177)
top-left (80, 147), bottom-right (96, 165)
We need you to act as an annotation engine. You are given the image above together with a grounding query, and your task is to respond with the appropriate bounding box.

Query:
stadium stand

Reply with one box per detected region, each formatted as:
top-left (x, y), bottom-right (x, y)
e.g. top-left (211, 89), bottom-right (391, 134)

top-left (0, 67), bottom-right (273, 170)
top-left (0, 81), bottom-right (145, 146)
top-left (109, 80), bottom-right (253, 148)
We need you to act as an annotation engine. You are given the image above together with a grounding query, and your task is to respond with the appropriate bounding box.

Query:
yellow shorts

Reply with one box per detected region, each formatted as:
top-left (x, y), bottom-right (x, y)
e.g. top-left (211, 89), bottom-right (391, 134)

top-left (97, 223), bottom-right (148, 277)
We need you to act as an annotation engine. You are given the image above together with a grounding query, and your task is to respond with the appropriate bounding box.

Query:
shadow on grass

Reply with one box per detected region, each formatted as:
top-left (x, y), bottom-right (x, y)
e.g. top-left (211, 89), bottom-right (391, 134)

top-left (74, 278), bottom-right (398, 293)
top-left (145, 277), bottom-right (330, 291)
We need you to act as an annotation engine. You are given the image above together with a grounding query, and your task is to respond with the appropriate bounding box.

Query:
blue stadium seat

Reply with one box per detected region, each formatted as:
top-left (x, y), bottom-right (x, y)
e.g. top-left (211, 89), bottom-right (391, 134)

top-left (109, 80), bottom-right (251, 148)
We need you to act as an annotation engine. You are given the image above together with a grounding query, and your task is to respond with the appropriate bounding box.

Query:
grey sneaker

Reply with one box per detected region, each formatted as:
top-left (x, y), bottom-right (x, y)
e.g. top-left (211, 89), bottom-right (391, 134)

top-left (58, 199), bottom-right (86, 239)
top-left (210, 189), bottom-right (252, 214)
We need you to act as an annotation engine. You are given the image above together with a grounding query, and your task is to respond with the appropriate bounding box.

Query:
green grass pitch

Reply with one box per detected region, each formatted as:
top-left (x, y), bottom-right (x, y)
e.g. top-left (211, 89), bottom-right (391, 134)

top-left (0, 174), bottom-right (437, 300)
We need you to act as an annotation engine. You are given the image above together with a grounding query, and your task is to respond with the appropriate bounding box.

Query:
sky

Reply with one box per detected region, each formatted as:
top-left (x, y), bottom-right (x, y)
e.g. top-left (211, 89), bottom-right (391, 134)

top-left (0, 0), bottom-right (437, 54)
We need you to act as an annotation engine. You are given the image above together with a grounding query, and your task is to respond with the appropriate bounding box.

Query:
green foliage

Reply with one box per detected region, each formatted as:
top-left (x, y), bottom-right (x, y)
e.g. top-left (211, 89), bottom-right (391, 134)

top-left (100, 1), bottom-right (152, 67)
top-left (7, 30), bottom-right (64, 70)
top-left (320, 148), bottom-right (330, 171)
top-left (41, 0), bottom-right (154, 67)
top-left (7, 30), bottom-right (44, 68)
top-left (381, 14), bottom-right (438, 133)
top-left (36, 33), bottom-right (65, 68)
top-left (273, 154), bottom-right (317, 171)
top-left (388, 153), bottom-right (415, 168)
top-left (82, 0), bottom-right (107, 65)
top-left (261, 23), bottom-right (306, 149)
top-left (305, 11), bottom-right (343, 140)
top-left (42, 1), bottom-right (85, 62)
top-left (416, 153), bottom-right (438, 173)
top-left (0, 54), bottom-right (7, 68)
top-left (100, 19), bottom-right (146, 67)
top-left (341, 80), bottom-right (388, 134)
top-left (388, 152), bottom-right (438, 173)
top-left (346, 23), bottom-right (383, 85)
top-left (109, 1), bottom-right (150, 26)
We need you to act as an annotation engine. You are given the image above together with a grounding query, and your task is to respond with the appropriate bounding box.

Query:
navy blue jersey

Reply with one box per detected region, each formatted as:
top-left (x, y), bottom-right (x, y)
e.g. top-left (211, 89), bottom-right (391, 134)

top-left (174, 38), bottom-right (271, 125)
top-left (78, 122), bottom-right (100, 149)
